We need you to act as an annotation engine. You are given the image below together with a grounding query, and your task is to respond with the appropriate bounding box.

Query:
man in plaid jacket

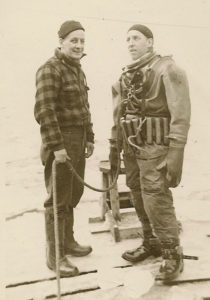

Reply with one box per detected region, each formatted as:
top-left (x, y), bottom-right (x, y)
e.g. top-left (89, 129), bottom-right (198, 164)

top-left (34, 20), bottom-right (94, 276)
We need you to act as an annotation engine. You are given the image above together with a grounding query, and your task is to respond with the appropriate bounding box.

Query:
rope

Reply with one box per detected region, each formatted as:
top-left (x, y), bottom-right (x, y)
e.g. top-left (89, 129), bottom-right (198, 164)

top-left (65, 152), bottom-right (121, 193)
top-left (52, 160), bottom-right (61, 300)
top-left (127, 118), bottom-right (149, 153)
top-left (51, 155), bottom-right (120, 300)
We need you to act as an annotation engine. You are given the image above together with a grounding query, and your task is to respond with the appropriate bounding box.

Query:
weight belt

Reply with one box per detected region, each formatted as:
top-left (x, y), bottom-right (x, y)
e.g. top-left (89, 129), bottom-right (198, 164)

top-left (120, 117), bottom-right (169, 146)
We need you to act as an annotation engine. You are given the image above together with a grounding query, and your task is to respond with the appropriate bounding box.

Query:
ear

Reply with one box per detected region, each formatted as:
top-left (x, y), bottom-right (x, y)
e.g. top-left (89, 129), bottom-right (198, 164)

top-left (147, 38), bottom-right (153, 47)
top-left (59, 38), bottom-right (63, 46)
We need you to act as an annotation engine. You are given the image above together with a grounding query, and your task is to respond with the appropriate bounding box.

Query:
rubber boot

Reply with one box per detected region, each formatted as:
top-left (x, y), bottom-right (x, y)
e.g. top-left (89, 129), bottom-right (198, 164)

top-left (64, 207), bottom-right (92, 257)
top-left (122, 236), bottom-right (161, 262)
top-left (155, 240), bottom-right (184, 282)
top-left (45, 208), bottom-right (79, 277)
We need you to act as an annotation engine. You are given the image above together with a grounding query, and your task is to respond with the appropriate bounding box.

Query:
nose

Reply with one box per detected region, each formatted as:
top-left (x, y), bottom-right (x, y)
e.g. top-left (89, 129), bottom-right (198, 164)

top-left (75, 40), bottom-right (83, 48)
top-left (128, 38), bottom-right (134, 48)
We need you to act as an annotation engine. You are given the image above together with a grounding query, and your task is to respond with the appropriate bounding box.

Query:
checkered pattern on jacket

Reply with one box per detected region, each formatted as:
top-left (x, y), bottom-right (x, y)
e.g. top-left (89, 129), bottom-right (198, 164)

top-left (34, 49), bottom-right (94, 151)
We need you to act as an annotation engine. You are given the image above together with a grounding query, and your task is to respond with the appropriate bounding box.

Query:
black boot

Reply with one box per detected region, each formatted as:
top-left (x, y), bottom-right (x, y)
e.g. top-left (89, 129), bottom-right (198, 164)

top-left (122, 236), bottom-right (161, 262)
top-left (155, 241), bottom-right (184, 282)
top-left (122, 189), bottom-right (161, 262)
top-left (65, 207), bottom-right (92, 257)
top-left (45, 209), bottom-right (79, 277)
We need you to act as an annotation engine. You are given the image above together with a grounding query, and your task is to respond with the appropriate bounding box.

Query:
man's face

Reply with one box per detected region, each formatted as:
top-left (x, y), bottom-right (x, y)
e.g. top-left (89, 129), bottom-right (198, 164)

top-left (126, 30), bottom-right (153, 60)
top-left (60, 29), bottom-right (85, 60)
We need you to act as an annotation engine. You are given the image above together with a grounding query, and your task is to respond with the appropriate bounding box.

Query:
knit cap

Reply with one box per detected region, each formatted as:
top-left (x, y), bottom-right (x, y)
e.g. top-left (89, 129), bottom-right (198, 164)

top-left (128, 24), bottom-right (153, 39)
top-left (58, 20), bottom-right (84, 38)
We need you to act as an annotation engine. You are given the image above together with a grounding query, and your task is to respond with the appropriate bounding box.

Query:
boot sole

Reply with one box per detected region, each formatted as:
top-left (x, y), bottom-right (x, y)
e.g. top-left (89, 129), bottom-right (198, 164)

top-left (47, 263), bottom-right (79, 277)
top-left (67, 249), bottom-right (92, 257)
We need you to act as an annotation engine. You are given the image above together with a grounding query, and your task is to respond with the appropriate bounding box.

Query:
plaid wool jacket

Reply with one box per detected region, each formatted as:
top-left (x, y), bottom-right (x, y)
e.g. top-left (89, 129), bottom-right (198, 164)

top-left (34, 48), bottom-right (94, 152)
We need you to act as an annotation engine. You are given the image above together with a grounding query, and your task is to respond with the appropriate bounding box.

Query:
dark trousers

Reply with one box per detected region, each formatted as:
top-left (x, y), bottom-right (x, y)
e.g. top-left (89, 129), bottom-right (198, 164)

top-left (123, 152), bottom-right (153, 238)
top-left (42, 127), bottom-right (86, 216)
top-left (136, 154), bottom-right (179, 243)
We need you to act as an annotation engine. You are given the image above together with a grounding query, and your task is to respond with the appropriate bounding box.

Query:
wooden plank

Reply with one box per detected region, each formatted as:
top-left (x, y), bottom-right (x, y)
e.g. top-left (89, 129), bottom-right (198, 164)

top-left (6, 273), bottom-right (99, 300)
top-left (61, 286), bottom-right (124, 300)
top-left (6, 250), bottom-right (98, 288)
top-left (108, 173), bottom-right (121, 221)
top-left (89, 221), bottom-right (110, 234)
top-left (119, 207), bottom-right (138, 217)
top-left (6, 214), bottom-right (98, 287)
top-left (99, 160), bottom-right (126, 174)
top-left (89, 208), bottom-right (142, 241)
top-left (88, 216), bottom-right (104, 224)
top-left (89, 220), bottom-right (141, 240)
top-left (118, 208), bottom-right (142, 240)
top-left (6, 212), bottom-right (137, 289)
top-left (118, 191), bottom-right (131, 199)
top-left (155, 260), bottom-right (210, 286)
top-left (99, 160), bottom-right (111, 173)
top-left (100, 173), bottom-right (109, 220)
top-left (106, 210), bottom-right (120, 242)
top-left (119, 226), bottom-right (142, 240)
top-left (160, 276), bottom-right (210, 286)
top-left (107, 192), bottom-right (133, 209)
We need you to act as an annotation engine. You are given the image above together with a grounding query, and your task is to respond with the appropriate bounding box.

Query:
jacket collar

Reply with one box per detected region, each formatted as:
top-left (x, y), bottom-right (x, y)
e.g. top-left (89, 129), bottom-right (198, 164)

top-left (55, 48), bottom-right (85, 69)
top-left (122, 51), bottom-right (158, 74)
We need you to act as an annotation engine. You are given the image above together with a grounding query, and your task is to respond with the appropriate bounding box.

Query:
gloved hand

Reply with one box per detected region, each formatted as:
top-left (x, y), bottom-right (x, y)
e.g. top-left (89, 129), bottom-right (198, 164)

top-left (166, 146), bottom-right (184, 187)
top-left (157, 146), bottom-right (184, 188)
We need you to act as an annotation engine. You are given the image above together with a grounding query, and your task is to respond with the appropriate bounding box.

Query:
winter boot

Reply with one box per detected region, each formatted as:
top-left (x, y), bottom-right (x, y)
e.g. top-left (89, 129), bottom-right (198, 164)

top-left (155, 241), bottom-right (184, 282)
top-left (122, 189), bottom-right (161, 262)
top-left (122, 236), bottom-right (161, 262)
top-left (64, 207), bottom-right (92, 257)
top-left (45, 208), bottom-right (79, 277)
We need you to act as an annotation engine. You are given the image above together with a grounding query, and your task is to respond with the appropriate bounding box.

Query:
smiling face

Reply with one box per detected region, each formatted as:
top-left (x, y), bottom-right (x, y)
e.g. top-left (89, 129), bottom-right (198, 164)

top-left (126, 30), bottom-right (153, 60)
top-left (60, 29), bottom-right (85, 61)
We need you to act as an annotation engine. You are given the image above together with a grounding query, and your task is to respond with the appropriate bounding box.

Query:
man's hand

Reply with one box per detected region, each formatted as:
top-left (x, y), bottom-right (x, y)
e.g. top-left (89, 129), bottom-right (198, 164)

top-left (165, 146), bottom-right (184, 187)
top-left (85, 142), bottom-right (94, 158)
top-left (54, 149), bottom-right (70, 163)
top-left (156, 146), bottom-right (184, 188)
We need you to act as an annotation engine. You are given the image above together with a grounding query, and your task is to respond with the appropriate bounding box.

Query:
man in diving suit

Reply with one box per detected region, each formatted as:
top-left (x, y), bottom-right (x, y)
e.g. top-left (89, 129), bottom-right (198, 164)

top-left (109, 24), bottom-right (191, 281)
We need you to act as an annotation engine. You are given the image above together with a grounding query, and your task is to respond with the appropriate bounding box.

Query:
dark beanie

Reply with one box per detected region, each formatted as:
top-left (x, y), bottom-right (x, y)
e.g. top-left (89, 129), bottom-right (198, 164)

top-left (128, 24), bottom-right (153, 39)
top-left (58, 20), bottom-right (84, 39)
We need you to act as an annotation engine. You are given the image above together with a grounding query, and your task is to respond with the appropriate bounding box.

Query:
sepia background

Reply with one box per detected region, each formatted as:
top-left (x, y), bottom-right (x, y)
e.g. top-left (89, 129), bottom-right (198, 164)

top-left (1, 0), bottom-right (210, 299)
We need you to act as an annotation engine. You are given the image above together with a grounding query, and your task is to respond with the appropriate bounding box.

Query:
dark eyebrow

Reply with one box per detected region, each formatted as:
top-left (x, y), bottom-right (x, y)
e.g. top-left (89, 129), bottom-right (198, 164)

top-left (127, 35), bottom-right (140, 40)
top-left (70, 37), bottom-right (85, 41)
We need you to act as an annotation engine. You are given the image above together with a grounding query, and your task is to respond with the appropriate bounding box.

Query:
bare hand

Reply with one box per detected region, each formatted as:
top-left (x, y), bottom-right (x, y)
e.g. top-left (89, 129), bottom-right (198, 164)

top-left (54, 149), bottom-right (70, 163)
top-left (85, 142), bottom-right (94, 158)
